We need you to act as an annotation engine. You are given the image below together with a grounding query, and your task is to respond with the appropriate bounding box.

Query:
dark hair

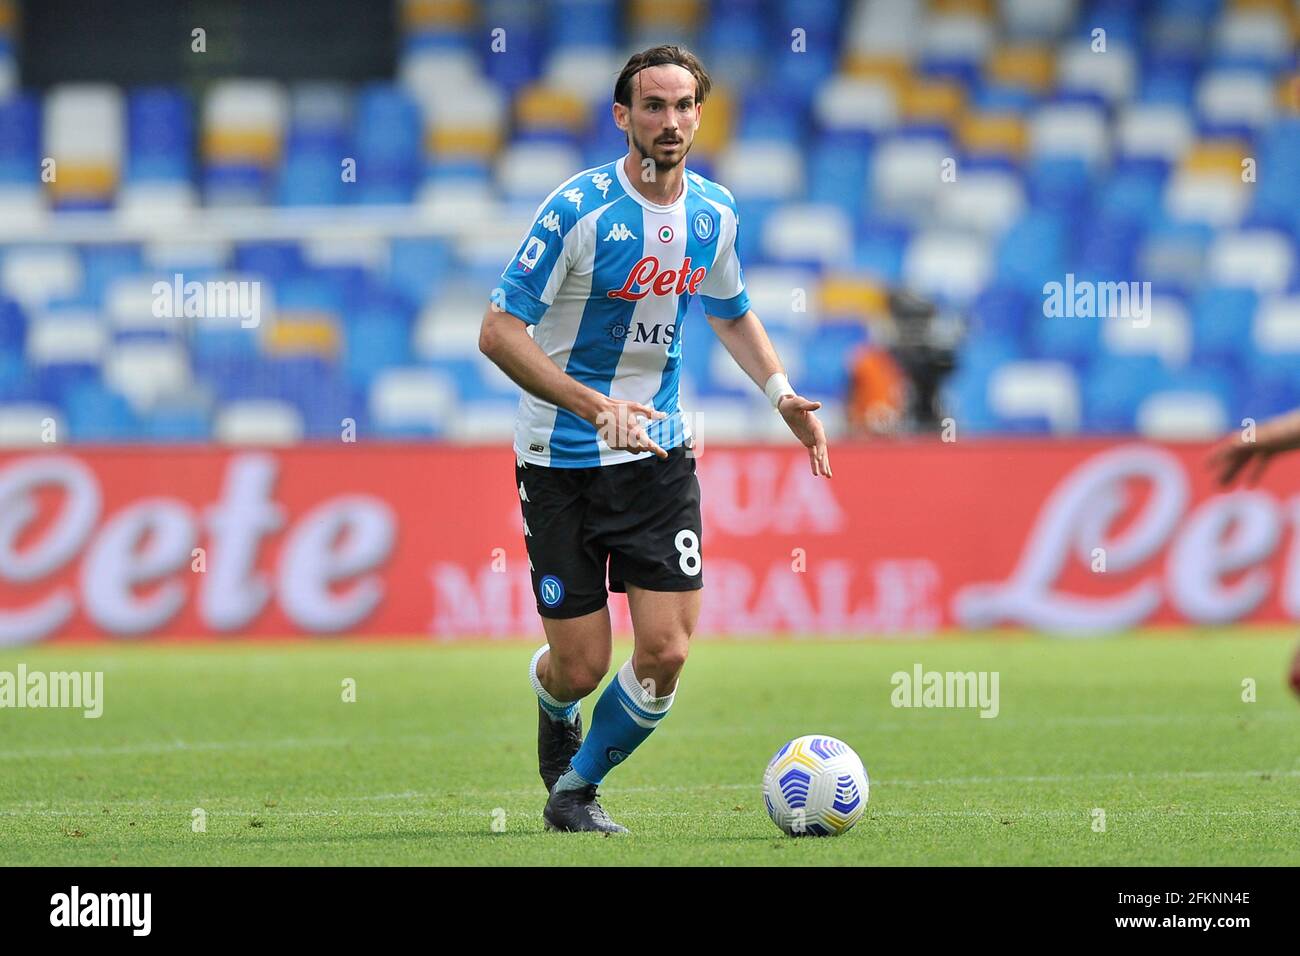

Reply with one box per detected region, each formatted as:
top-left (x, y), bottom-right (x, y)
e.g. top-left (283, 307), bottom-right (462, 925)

top-left (614, 45), bottom-right (712, 108)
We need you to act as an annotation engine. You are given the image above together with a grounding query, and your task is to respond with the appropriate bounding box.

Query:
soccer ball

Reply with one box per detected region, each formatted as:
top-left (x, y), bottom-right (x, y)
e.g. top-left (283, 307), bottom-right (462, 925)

top-left (761, 734), bottom-right (869, 837)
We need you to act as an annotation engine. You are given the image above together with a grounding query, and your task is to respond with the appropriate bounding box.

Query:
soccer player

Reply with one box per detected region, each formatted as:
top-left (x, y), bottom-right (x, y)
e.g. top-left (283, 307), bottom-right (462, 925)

top-left (478, 45), bottom-right (832, 832)
top-left (1207, 409), bottom-right (1300, 695)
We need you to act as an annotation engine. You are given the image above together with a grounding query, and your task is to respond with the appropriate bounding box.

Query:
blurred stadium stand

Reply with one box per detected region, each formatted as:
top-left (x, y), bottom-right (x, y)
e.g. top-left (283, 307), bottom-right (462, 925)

top-left (0, 0), bottom-right (1298, 445)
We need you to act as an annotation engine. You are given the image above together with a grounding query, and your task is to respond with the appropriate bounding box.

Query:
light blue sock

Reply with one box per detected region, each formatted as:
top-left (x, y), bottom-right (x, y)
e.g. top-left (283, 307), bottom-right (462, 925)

top-left (529, 645), bottom-right (579, 724)
top-left (555, 660), bottom-right (675, 791)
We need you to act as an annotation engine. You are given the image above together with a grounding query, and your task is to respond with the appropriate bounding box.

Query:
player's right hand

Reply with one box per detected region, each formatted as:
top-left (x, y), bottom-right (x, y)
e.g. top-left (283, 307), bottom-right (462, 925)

top-left (593, 398), bottom-right (669, 459)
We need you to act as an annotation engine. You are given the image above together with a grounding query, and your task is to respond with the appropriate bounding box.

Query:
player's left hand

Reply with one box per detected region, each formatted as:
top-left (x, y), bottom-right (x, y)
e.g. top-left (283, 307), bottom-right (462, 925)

top-left (778, 394), bottom-right (832, 478)
top-left (1206, 434), bottom-right (1273, 487)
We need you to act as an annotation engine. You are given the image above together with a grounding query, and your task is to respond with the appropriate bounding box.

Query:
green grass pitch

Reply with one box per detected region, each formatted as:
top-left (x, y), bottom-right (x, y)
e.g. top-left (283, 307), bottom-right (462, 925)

top-left (1, 632), bottom-right (1297, 866)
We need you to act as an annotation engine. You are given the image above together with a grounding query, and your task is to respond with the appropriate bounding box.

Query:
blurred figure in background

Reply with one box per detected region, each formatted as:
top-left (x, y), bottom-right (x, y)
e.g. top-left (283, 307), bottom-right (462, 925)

top-left (847, 290), bottom-right (962, 437)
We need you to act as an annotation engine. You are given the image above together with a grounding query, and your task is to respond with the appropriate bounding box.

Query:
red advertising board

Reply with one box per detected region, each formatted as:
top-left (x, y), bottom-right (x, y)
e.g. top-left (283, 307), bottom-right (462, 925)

top-left (1, 440), bottom-right (1296, 644)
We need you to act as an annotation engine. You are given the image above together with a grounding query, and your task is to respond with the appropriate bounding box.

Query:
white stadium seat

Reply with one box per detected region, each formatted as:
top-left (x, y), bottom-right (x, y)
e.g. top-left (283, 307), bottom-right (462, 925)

top-left (1, 246), bottom-right (83, 308)
top-left (902, 232), bottom-right (992, 305)
top-left (1116, 105), bottom-right (1194, 162)
top-left (988, 361), bottom-right (1080, 432)
top-left (922, 13), bottom-right (996, 62)
top-left (1057, 40), bottom-right (1137, 103)
top-left (414, 308), bottom-right (482, 361)
top-left (999, 0), bottom-right (1077, 38)
top-left (103, 342), bottom-right (191, 410)
top-left (715, 141), bottom-right (803, 201)
top-left (0, 403), bottom-right (64, 447)
top-left (1207, 230), bottom-right (1294, 294)
top-left (44, 84), bottom-right (124, 170)
top-left (444, 399), bottom-right (519, 441)
top-left (27, 310), bottom-right (108, 365)
top-left (741, 266), bottom-right (819, 330)
top-left (1253, 296), bottom-right (1300, 354)
top-left (1214, 10), bottom-right (1293, 65)
top-left (871, 135), bottom-right (950, 220)
top-left (370, 367), bottom-right (457, 431)
top-left (759, 204), bottom-right (855, 268)
top-left (936, 169), bottom-right (1025, 235)
top-left (214, 399), bottom-right (305, 445)
top-left (1196, 69), bottom-right (1275, 131)
top-left (1101, 295), bottom-right (1191, 368)
top-left (846, 0), bottom-right (923, 58)
top-left (813, 78), bottom-right (896, 133)
top-left (1028, 103), bottom-right (1110, 167)
top-left (1136, 391), bottom-right (1228, 440)
top-left (1164, 171), bottom-right (1248, 228)
top-left (496, 142), bottom-right (586, 202)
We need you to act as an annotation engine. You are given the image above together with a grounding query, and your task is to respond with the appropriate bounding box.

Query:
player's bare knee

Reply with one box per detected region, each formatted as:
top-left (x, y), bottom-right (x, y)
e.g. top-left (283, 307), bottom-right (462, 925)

top-left (551, 657), bottom-right (607, 699)
top-left (636, 642), bottom-right (689, 685)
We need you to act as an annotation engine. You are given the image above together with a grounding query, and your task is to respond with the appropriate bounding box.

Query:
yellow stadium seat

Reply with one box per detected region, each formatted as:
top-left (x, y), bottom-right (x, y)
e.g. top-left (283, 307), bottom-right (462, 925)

top-left (959, 113), bottom-right (1027, 157)
top-left (514, 85), bottom-right (590, 133)
top-left (1226, 0), bottom-right (1287, 12)
top-left (930, 0), bottom-right (994, 14)
top-left (692, 84), bottom-right (733, 157)
top-left (263, 313), bottom-right (341, 359)
top-left (1181, 140), bottom-right (1251, 178)
top-left (426, 125), bottom-right (502, 159)
top-left (401, 0), bottom-right (475, 30)
top-left (203, 128), bottom-right (281, 166)
top-left (901, 79), bottom-right (965, 124)
top-left (1280, 72), bottom-right (1300, 114)
top-left (819, 276), bottom-right (889, 322)
top-left (629, 0), bottom-right (701, 28)
top-left (842, 54), bottom-right (911, 96)
top-left (986, 44), bottom-right (1054, 93)
top-left (45, 163), bottom-right (117, 202)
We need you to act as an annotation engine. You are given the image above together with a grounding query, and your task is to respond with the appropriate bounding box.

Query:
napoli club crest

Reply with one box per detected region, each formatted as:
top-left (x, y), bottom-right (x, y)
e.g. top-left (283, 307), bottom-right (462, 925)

top-left (539, 575), bottom-right (565, 607)
top-left (692, 210), bottom-right (716, 244)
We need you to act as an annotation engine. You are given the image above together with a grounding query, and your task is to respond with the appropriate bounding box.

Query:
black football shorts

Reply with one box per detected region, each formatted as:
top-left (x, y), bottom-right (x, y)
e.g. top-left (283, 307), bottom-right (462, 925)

top-left (516, 445), bottom-right (704, 619)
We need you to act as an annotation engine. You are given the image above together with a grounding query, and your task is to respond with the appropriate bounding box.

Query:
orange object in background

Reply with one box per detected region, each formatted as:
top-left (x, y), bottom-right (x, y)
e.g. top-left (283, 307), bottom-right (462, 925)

top-left (847, 344), bottom-right (907, 435)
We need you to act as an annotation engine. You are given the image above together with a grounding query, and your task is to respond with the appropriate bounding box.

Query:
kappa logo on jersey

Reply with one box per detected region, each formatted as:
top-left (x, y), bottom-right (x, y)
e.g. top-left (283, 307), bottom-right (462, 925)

top-left (603, 222), bottom-right (637, 241)
top-left (537, 210), bottom-right (562, 234)
top-left (590, 171), bottom-right (612, 198)
top-left (608, 255), bottom-right (707, 301)
top-left (518, 235), bottom-right (546, 271)
top-left (562, 187), bottom-right (584, 211)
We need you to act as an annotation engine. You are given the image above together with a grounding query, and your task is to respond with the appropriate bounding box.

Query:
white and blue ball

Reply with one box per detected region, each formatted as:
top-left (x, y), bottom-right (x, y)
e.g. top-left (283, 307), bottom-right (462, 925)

top-left (761, 734), bottom-right (869, 837)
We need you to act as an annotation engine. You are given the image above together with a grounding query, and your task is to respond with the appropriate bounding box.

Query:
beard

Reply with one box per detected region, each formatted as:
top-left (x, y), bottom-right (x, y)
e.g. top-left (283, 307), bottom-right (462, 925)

top-left (630, 127), bottom-right (692, 173)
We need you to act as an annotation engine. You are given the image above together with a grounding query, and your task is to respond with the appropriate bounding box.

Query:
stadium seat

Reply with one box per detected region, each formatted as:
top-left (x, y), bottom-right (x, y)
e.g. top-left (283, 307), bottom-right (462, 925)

top-left (987, 360), bottom-right (1080, 433)
top-left (214, 399), bottom-right (306, 445)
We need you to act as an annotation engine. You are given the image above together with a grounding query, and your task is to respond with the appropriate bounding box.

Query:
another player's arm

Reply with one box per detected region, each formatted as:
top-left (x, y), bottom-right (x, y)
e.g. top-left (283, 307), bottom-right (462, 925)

top-left (479, 307), bottom-right (669, 458)
top-left (1207, 407), bottom-right (1300, 486)
top-left (706, 308), bottom-right (832, 478)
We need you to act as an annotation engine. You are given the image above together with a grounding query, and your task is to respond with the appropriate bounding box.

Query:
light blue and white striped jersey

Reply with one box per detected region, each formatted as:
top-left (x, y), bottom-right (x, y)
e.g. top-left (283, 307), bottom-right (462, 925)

top-left (496, 158), bottom-right (750, 468)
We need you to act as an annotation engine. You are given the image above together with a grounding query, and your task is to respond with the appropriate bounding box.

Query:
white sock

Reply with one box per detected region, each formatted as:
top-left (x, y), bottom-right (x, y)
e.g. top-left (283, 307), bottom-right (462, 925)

top-left (529, 644), bottom-right (579, 724)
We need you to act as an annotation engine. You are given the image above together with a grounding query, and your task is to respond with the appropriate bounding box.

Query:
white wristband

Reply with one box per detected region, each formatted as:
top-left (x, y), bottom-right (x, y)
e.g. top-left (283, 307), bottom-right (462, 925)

top-left (764, 372), bottom-right (795, 410)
